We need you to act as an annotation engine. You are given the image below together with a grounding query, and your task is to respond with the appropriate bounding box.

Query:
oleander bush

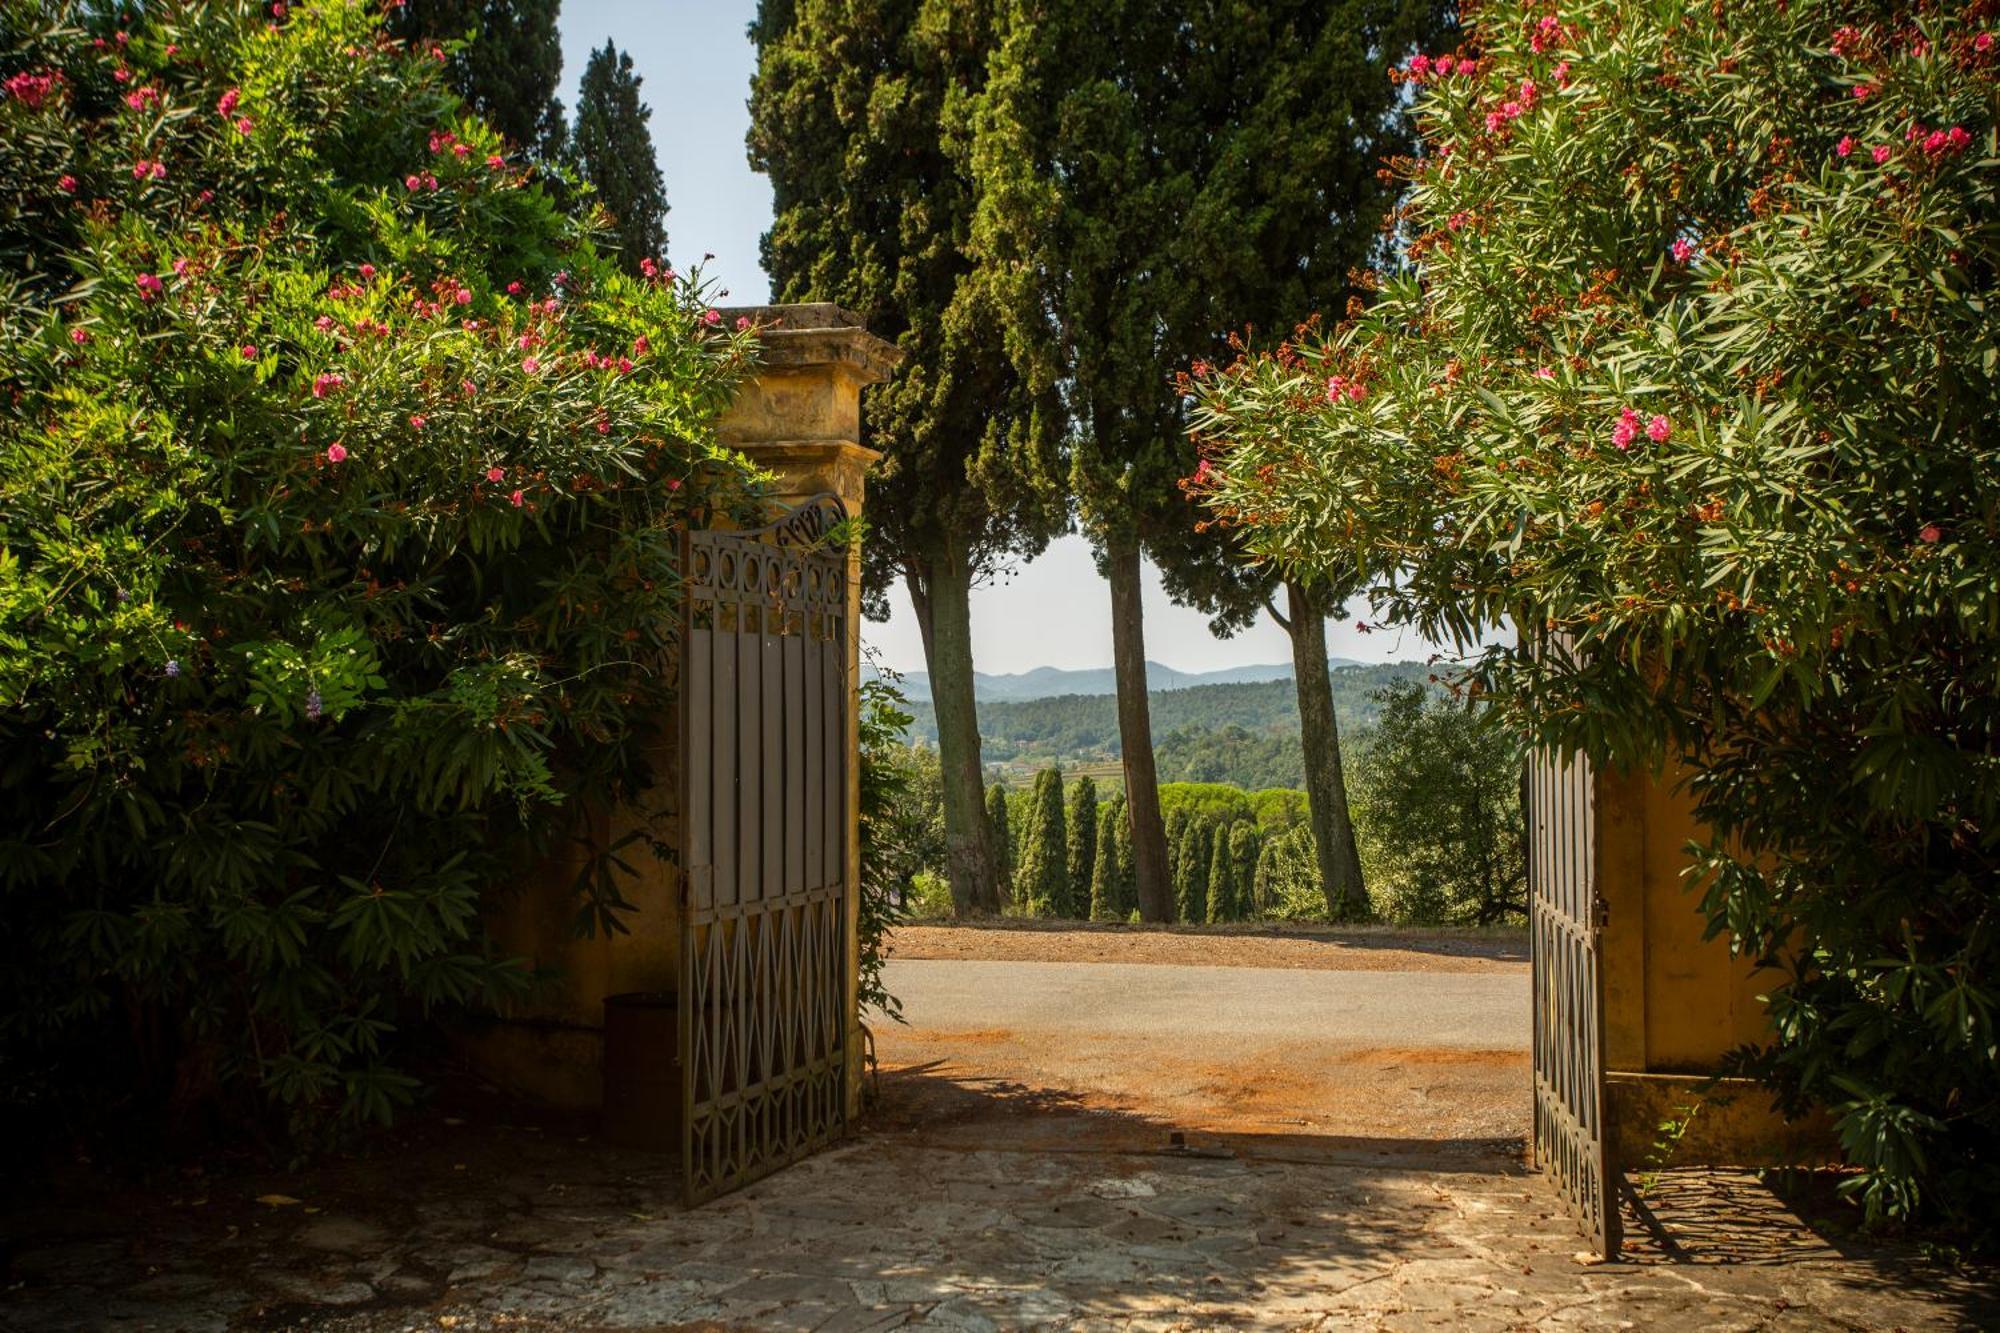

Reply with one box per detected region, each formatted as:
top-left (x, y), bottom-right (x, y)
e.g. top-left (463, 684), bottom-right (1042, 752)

top-left (0, 0), bottom-right (759, 1143)
top-left (1193, 0), bottom-right (1997, 1226)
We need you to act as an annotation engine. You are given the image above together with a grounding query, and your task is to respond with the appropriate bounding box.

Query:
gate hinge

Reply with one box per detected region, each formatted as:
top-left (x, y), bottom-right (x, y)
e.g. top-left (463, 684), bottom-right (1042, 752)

top-left (1593, 897), bottom-right (1610, 928)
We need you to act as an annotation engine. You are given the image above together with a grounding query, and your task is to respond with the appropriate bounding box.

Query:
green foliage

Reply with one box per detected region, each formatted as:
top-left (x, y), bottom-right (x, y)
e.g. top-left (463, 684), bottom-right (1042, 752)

top-left (1064, 774), bottom-right (1097, 919)
top-left (1193, 0), bottom-right (2000, 1226)
top-left (857, 678), bottom-right (921, 1024)
top-left (1014, 766), bottom-right (1068, 917)
top-left (570, 42), bottom-right (668, 275)
top-left (984, 780), bottom-right (1012, 895)
top-left (901, 668), bottom-right (1430, 766)
top-left (389, 0), bottom-right (567, 161)
top-left (0, 0), bottom-right (756, 1140)
top-left (1172, 817), bottom-right (1210, 926)
top-left (1255, 825), bottom-right (1336, 922)
top-left (1352, 685), bottom-right (1526, 926)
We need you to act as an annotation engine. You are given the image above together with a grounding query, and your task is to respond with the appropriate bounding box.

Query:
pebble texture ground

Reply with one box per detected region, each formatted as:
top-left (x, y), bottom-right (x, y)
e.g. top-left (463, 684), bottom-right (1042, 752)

top-left (4, 1114), bottom-right (1992, 1331)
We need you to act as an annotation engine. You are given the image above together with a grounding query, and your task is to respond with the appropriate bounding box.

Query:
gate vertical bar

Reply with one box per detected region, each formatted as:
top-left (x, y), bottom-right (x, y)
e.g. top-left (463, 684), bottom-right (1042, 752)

top-left (1528, 631), bottom-right (1620, 1259)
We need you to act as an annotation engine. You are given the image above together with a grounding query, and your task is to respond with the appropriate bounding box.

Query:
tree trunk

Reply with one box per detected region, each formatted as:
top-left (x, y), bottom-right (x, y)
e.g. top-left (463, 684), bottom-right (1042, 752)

top-left (1107, 536), bottom-right (1172, 922)
top-left (909, 532), bottom-right (1000, 916)
top-left (1285, 579), bottom-right (1366, 918)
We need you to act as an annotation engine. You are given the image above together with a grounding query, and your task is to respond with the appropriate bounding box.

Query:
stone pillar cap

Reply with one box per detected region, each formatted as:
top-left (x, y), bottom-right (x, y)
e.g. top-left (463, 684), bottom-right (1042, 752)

top-left (718, 304), bottom-right (903, 385)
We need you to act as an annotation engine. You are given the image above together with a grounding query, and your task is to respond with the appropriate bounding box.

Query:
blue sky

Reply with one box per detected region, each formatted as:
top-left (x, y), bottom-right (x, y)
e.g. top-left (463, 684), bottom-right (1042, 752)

top-left (556, 1), bottom-right (1473, 676)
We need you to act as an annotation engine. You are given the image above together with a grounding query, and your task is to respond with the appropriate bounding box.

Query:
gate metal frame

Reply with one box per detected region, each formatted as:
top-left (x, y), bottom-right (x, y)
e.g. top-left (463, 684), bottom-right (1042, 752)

top-left (1527, 637), bottom-right (1621, 1259)
top-left (678, 494), bottom-right (851, 1206)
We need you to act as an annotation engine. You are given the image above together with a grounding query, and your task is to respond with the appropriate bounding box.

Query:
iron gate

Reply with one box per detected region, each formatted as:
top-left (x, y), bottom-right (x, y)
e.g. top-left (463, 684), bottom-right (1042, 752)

top-left (1528, 724), bottom-right (1620, 1259)
top-left (679, 494), bottom-right (851, 1205)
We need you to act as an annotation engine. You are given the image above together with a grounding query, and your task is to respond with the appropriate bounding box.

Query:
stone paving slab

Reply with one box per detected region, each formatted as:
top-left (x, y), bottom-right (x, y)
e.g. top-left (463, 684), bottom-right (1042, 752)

top-left (3, 1127), bottom-right (1993, 1331)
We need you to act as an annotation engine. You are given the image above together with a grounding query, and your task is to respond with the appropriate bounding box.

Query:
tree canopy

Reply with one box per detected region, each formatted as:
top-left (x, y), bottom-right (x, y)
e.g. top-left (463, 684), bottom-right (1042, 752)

top-left (1194, 0), bottom-right (2000, 1226)
top-left (571, 40), bottom-right (669, 274)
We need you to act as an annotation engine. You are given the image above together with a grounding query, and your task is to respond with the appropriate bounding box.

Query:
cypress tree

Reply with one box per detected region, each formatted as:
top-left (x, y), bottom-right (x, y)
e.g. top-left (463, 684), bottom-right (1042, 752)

top-left (985, 782), bottom-right (1013, 906)
top-left (570, 42), bottom-right (668, 274)
top-left (1015, 767), bottom-right (1067, 918)
top-left (750, 0), bottom-right (1066, 919)
top-left (1206, 826), bottom-right (1235, 924)
top-left (1228, 823), bottom-right (1262, 922)
top-left (1064, 775), bottom-right (1097, 920)
top-left (968, 0), bottom-right (1452, 924)
top-left (390, 0), bottom-right (568, 160)
top-left (1089, 801), bottom-right (1119, 921)
top-left (1174, 818), bottom-right (1210, 927)
top-left (1106, 793), bottom-right (1136, 920)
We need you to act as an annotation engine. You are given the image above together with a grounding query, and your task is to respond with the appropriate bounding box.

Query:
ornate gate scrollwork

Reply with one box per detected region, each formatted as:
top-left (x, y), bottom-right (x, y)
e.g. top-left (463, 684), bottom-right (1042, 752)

top-left (679, 494), bottom-right (850, 1205)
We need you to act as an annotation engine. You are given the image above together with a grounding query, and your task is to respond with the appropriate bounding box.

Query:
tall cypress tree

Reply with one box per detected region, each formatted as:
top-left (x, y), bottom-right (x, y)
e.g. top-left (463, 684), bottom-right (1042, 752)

top-left (570, 42), bottom-right (668, 273)
top-left (968, 0), bottom-right (1451, 924)
top-left (985, 782), bottom-right (1013, 907)
top-left (390, 0), bottom-right (568, 160)
top-left (1174, 817), bottom-right (1210, 927)
top-left (1227, 823), bottom-right (1262, 922)
top-left (1206, 826), bottom-right (1236, 924)
top-left (1063, 775), bottom-right (1097, 919)
top-left (1089, 801), bottom-right (1118, 921)
top-left (750, 0), bottom-right (1066, 919)
top-left (1016, 767), bottom-right (1067, 918)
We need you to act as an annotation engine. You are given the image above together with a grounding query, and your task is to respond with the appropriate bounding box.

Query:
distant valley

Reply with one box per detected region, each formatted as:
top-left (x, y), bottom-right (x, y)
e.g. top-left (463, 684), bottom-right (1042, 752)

top-left (866, 658), bottom-right (1348, 704)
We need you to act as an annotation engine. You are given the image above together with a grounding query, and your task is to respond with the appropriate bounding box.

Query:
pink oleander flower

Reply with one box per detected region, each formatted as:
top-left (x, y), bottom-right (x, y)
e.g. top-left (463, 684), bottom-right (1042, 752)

top-left (632, 335), bottom-right (649, 356)
top-left (315, 315), bottom-right (335, 332)
top-left (455, 288), bottom-right (471, 305)
top-left (1447, 211), bottom-right (1471, 232)
top-left (1836, 135), bottom-right (1854, 158)
top-left (1920, 524), bottom-right (1942, 543)
top-left (70, 327), bottom-right (90, 345)
top-left (1408, 54), bottom-right (1432, 78)
top-left (1872, 144), bottom-right (1892, 164)
top-left (124, 87), bottom-right (157, 110)
top-left (1646, 414), bottom-right (1672, 443)
top-left (5, 70), bottom-right (59, 108)
top-left (506, 281), bottom-right (523, 296)
top-left (1923, 129), bottom-right (1948, 154)
top-left (521, 357), bottom-right (541, 373)
top-left (541, 298), bottom-right (558, 314)
top-left (462, 379), bottom-right (477, 396)
top-left (312, 372), bottom-right (344, 397)
top-left (1553, 60), bottom-right (1572, 86)
top-left (240, 343), bottom-right (257, 359)
top-left (1484, 111), bottom-right (1505, 134)
top-left (703, 309), bottom-right (721, 326)
top-left (487, 153), bottom-right (505, 169)
top-left (409, 414), bottom-right (427, 429)
top-left (1977, 33), bottom-right (1994, 52)
top-left (325, 442), bottom-right (348, 464)
top-left (1325, 375), bottom-right (1346, 404)
top-left (271, 2), bottom-right (286, 16)
top-left (486, 466), bottom-right (505, 482)
top-left (404, 174), bottom-right (421, 191)
top-left (462, 319), bottom-right (479, 332)
top-left (1501, 100), bottom-right (1522, 119)
top-left (1671, 236), bottom-right (1695, 264)
top-left (1435, 55), bottom-right (1454, 75)
top-left (1346, 381), bottom-right (1367, 402)
top-left (135, 272), bottom-right (163, 300)
top-left (1535, 366), bottom-right (1555, 379)
top-left (640, 257), bottom-right (659, 279)
top-left (113, 68), bottom-right (130, 84)
top-left (453, 142), bottom-right (470, 158)
top-left (618, 357), bottom-right (634, 374)
top-left (1852, 83), bottom-right (1873, 100)
top-left (596, 419), bottom-right (611, 434)
top-left (735, 315), bottom-right (752, 330)
top-left (1948, 126), bottom-right (1972, 152)
top-left (1519, 78), bottom-right (1538, 107)
top-left (359, 263), bottom-right (376, 279)
top-left (235, 116), bottom-right (253, 135)
top-left (510, 489), bottom-right (524, 507)
top-left (172, 257), bottom-right (190, 277)
top-left (1610, 407), bottom-right (1640, 450)
top-left (57, 173), bottom-right (78, 193)
top-left (217, 87), bottom-right (239, 115)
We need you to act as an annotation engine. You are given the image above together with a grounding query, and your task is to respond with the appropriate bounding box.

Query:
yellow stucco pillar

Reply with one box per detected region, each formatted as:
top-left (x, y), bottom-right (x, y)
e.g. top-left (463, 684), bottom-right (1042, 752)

top-left (468, 304), bottom-right (897, 1120)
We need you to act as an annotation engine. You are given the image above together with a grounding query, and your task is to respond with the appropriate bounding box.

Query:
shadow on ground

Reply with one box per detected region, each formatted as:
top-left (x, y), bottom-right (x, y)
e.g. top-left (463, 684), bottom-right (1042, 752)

top-left (2, 1066), bottom-right (1993, 1330)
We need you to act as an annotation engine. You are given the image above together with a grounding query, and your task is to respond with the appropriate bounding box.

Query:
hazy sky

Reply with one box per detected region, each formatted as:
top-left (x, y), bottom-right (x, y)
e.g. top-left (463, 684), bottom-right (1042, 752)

top-left (557, 1), bottom-right (1477, 676)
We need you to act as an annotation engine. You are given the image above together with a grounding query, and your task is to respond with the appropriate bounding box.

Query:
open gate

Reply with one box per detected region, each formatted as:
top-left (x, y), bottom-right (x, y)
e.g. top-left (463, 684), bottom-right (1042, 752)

top-left (678, 494), bottom-right (851, 1205)
top-left (1528, 728), bottom-right (1621, 1259)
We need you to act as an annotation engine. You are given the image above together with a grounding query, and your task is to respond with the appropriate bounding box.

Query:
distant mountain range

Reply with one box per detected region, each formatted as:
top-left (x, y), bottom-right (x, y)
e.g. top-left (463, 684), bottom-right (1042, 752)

top-left (865, 659), bottom-right (1352, 703)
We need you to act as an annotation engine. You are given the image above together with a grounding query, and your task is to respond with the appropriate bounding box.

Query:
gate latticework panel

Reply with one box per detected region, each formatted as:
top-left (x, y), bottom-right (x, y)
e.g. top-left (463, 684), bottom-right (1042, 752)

top-left (680, 495), bottom-right (850, 1206)
top-left (1529, 732), bottom-right (1621, 1259)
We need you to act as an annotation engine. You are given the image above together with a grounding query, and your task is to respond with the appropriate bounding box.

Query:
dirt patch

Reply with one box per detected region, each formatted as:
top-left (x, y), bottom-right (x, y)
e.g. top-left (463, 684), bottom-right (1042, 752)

top-left (886, 920), bottom-right (1527, 973)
